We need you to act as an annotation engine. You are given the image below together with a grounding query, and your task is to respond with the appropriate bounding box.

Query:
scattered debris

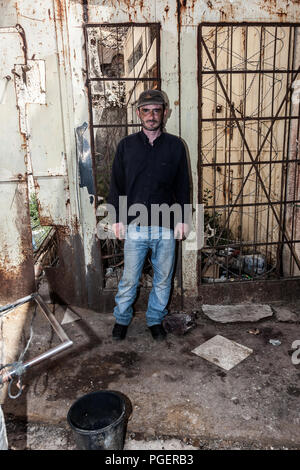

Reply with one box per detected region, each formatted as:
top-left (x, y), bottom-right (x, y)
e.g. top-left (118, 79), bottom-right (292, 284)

top-left (201, 245), bottom-right (273, 283)
top-left (105, 267), bottom-right (123, 288)
top-left (163, 311), bottom-right (199, 336)
top-left (269, 339), bottom-right (282, 346)
top-left (273, 306), bottom-right (299, 323)
top-left (232, 254), bottom-right (266, 276)
top-left (201, 304), bottom-right (273, 323)
top-left (61, 308), bottom-right (81, 325)
top-left (0, 293), bottom-right (73, 393)
top-left (247, 328), bottom-right (260, 335)
top-left (202, 261), bottom-right (220, 279)
top-left (191, 335), bottom-right (253, 371)
top-left (231, 397), bottom-right (240, 405)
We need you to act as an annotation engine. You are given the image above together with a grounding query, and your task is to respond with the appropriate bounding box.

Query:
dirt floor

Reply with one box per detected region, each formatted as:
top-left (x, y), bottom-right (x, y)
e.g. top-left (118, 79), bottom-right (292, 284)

top-left (1, 298), bottom-right (300, 451)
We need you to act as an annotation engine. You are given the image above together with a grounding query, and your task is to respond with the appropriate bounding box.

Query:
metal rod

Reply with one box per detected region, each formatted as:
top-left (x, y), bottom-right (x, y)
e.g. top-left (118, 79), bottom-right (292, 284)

top-left (213, 26), bottom-right (218, 256)
top-left (276, 26), bottom-right (292, 275)
top-left (201, 158), bottom-right (300, 167)
top-left (200, 21), bottom-right (300, 27)
top-left (84, 22), bottom-right (160, 28)
top-left (33, 293), bottom-right (71, 343)
top-left (253, 25), bottom-right (264, 269)
top-left (282, 27), bottom-right (296, 275)
top-left (198, 25), bottom-right (204, 285)
top-left (201, 115), bottom-right (300, 122)
top-left (0, 293), bottom-right (73, 384)
top-left (88, 77), bottom-right (157, 82)
top-left (0, 341), bottom-right (72, 384)
top-left (238, 24), bottom-right (248, 278)
top-left (0, 294), bottom-right (35, 316)
top-left (92, 123), bottom-right (142, 128)
top-left (201, 69), bottom-right (300, 74)
top-left (205, 200), bottom-right (300, 209)
top-left (201, 239), bottom-right (300, 250)
top-left (289, 78), bottom-right (300, 275)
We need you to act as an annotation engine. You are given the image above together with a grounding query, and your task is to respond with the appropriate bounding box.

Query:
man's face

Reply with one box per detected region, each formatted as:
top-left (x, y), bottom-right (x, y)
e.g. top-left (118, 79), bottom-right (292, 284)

top-left (136, 104), bottom-right (166, 131)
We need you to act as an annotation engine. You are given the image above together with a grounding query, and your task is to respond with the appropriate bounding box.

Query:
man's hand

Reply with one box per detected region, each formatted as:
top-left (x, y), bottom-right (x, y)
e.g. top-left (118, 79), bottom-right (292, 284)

top-left (112, 222), bottom-right (125, 240)
top-left (174, 223), bottom-right (189, 240)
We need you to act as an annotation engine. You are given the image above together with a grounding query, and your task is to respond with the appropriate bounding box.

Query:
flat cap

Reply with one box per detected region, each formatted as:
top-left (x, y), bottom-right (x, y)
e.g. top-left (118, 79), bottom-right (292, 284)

top-left (137, 89), bottom-right (166, 108)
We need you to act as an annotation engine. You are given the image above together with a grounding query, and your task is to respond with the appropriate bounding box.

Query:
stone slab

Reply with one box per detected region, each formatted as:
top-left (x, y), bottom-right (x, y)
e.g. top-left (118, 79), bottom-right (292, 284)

top-left (192, 334), bottom-right (253, 371)
top-left (202, 304), bottom-right (273, 323)
top-left (61, 308), bottom-right (81, 325)
top-left (273, 306), bottom-right (300, 323)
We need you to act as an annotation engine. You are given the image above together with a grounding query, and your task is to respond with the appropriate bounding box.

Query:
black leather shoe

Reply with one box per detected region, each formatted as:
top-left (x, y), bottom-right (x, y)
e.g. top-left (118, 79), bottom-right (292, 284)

top-left (149, 324), bottom-right (166, 341)
top-left (112, 323), bottom-right (128, 340)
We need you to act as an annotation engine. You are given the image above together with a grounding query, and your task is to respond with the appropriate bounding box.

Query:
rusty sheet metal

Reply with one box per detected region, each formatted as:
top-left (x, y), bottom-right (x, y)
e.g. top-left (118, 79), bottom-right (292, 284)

top-left (0, 183), bottom-right (35, 302)
top-left (0, 27), bottom-right (35, 303)
top-left (178, 0), bottom-right (300, 24)
top-left (84, 0), bottom-right (300, 24)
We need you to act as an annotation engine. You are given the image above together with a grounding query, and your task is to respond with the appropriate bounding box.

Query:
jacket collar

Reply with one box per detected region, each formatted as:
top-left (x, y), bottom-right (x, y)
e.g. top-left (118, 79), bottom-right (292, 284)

top-left (138, 130), bottom-right (165, 146)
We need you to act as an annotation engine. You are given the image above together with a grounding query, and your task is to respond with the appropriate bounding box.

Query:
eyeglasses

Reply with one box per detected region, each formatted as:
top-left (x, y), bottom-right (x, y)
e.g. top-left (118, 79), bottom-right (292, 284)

top-left (139, 107), bottom-right (163, 116)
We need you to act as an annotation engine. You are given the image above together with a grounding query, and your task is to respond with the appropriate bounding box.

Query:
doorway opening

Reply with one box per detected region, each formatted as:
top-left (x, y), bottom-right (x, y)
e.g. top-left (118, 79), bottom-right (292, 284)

top-left (84, 23), bottom-right (161, 289)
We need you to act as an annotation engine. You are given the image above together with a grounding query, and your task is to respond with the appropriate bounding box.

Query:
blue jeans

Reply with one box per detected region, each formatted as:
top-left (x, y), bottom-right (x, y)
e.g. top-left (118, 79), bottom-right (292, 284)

top-left (113, 225), bottom-right (176, 327)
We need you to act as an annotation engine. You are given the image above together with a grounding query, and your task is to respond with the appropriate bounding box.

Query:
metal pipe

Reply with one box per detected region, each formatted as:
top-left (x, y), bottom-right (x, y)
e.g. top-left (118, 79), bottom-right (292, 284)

top-left (0, 340), bottom-right (72, 384)
top-left (33, 293), bottom-right (71, 343)
top-left (0, 293), bottom-right (73, 385)
top-left (0, 294), bottom-right (34, 316)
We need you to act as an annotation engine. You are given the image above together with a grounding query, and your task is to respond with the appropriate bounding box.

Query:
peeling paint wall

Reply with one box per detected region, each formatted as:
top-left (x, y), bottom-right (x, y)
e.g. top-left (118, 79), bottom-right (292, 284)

top-left (0, 0), bottom-right (102, 308)
top-left (0, 25), bottom-right (35, 301)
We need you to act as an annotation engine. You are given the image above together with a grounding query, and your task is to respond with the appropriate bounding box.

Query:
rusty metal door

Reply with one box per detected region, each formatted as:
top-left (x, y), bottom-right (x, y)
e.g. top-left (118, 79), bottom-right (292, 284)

top-left (198, 23), bottom-right (300, 299)
top-left (0, 27), bottom-right (35, 303)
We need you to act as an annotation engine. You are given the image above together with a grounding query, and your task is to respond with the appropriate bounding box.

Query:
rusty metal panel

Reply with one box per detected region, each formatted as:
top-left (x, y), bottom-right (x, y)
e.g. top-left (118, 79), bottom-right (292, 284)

top-left (87, 0), bottom-right (157, 24)
top-left (24, 1), bottom-right (71, 226)
top-left (0, 28), bottom-right (35, 302)
top-left (178, 0), bottom-right (300, 24)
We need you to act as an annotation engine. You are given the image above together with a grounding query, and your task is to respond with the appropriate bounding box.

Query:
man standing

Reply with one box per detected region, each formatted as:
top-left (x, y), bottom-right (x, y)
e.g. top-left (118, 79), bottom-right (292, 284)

top-left (107, 89), bottom-right (190, 341)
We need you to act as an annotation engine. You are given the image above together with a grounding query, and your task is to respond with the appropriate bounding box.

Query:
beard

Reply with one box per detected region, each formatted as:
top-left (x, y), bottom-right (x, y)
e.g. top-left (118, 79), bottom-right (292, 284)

top-left (140, 117), bottom-right (162, 131)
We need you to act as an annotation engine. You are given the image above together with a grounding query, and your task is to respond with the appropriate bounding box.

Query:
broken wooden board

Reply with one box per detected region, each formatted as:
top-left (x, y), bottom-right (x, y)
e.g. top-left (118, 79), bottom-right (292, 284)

top-left (202, 262), bottom-right (220, 279)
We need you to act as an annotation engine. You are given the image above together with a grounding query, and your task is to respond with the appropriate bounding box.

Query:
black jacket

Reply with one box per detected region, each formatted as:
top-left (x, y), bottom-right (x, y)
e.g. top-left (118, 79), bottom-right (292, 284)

top-left (107, 130), bottom-right (191, 228)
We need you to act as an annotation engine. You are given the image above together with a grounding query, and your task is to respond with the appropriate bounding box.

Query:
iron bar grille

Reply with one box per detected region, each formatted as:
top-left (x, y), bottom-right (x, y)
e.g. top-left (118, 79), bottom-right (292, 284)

top-left (84, 23), bottom-right (161, 201)
top-left (198, 24), bottom-right (300, 284)
top-left (84, 23), bottom-right (161, 287)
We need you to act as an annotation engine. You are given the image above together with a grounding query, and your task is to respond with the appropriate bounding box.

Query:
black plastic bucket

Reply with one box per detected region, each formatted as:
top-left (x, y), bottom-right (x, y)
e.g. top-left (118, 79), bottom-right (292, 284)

top-left (67, 390), bottom-right (126, 450)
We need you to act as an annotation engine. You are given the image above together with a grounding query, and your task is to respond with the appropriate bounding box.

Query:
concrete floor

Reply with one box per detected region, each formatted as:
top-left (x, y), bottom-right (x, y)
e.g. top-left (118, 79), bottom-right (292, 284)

top-left (2, 299), bottom-right (300, 450)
